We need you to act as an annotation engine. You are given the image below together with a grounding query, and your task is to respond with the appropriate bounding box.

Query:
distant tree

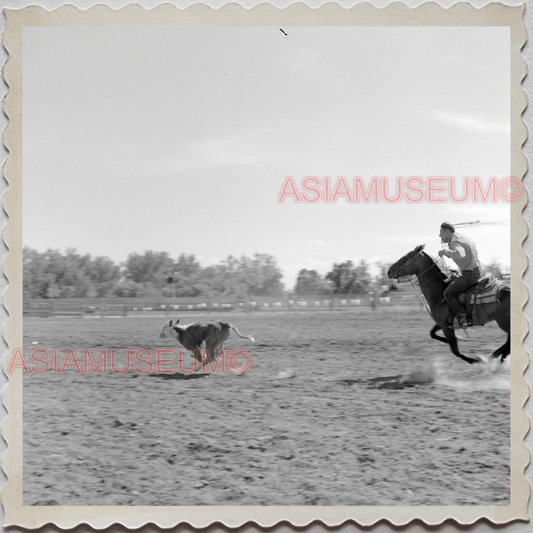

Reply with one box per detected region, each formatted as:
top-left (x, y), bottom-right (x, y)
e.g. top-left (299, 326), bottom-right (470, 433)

top-left (294, 269), bottom-right (330, 295)
top-left (113, 279), bottom-right (142, 297)
top-left (170, 253), bottom-right (206, 297)
top-left (206, 254), bottom-right (285, 298)
top-left (238, 253), bottom-right (285, 296)
top-left (123, 251), bottom-right (174, 287)
top-left (354, 259), bottom-right (372, 292)
top-left (200, 257), bottom-right (244, 297)
top-left (23, 247), bottom-right (49, 299)
top-left (86, 256), bottom-right (121, 297)
top-left (373, 261), bottom-right (396, 292)
top-left (24, 247), bottom-right (287, 299)
top-left (23, 247), bottom-right (120, 298)
top-left (325, 260), bottom-right (371, 294)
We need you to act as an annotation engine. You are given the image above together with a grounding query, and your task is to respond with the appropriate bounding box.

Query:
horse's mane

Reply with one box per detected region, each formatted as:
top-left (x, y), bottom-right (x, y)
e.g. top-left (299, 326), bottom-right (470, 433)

top-left (420, 251), bottom-right (448, 284)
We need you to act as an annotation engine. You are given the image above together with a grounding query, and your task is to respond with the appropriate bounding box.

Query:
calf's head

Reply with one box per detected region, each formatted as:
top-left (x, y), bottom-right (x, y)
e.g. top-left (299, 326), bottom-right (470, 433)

top-left (159, 319), bottom-right (180, 339)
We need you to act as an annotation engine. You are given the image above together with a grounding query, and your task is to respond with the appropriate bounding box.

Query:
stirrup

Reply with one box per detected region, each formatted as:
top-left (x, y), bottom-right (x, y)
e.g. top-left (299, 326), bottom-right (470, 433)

top-left (448, 316), bottom-right (471, 330)
top-left (458, 317), bottom-right (469, 329)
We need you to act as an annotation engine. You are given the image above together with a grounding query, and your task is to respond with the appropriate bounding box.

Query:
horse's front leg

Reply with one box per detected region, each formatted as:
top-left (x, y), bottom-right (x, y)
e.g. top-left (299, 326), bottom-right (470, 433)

top-left (441, 325), bottom-right (480, 365)
top-left (430, 324), bottom-right (448, 344)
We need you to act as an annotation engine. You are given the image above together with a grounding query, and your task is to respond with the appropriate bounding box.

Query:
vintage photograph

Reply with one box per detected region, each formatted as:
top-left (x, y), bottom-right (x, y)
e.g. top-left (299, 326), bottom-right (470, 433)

top-left (1, 2), bottom-right (529, 529)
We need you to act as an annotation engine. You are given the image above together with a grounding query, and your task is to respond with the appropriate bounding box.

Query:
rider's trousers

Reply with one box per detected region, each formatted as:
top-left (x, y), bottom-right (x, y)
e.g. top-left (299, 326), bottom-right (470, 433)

top-left (443, 267), bottom-right (481, 319)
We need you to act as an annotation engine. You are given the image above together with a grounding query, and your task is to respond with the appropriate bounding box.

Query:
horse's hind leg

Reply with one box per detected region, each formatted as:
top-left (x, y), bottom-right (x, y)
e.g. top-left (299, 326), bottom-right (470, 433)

top-left (430, 324), bottom-right (448, 344)
top-left (490, 334), bottom-right (510, 362)
top-left (492, 302), bottom-right (510, 361)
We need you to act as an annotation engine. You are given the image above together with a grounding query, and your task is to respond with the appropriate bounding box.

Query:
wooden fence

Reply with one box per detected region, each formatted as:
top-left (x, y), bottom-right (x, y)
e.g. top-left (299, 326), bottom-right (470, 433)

top-left (23, 288), bottom-right (424, 318)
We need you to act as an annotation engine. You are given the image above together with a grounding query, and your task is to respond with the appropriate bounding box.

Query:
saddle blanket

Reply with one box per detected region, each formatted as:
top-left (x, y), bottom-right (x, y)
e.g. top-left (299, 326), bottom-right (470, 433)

top-left (458, 275), bottom-right (507, 306)
top-left (454, 275), bottom-right (509, 327)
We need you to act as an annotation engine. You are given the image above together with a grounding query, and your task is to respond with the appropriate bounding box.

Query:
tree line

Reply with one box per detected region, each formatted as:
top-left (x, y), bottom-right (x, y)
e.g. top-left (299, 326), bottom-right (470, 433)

top-left (23, 248), bottom-right (287, 299)
top-left (24, 247), bottom-right (507, 300)
top-left (23, 248), bottom-right (394, 299)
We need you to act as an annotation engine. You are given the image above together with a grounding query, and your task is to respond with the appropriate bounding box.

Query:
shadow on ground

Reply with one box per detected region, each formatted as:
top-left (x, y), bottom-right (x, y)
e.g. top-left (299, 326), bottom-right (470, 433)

top-left (340, 369), bottom-right (436, 390)
top-left (147, 373), bottom-right (210, 381)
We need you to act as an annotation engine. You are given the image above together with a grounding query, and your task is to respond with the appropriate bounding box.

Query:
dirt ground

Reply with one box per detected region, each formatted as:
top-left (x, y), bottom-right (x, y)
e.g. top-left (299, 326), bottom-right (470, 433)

top-left (22, 308), bottom-right (510, 506)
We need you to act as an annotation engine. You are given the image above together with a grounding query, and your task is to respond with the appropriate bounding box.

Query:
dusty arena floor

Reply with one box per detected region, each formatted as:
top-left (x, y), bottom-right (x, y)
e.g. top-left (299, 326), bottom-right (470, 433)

top-left (23, 309), bottom-right (510, 506)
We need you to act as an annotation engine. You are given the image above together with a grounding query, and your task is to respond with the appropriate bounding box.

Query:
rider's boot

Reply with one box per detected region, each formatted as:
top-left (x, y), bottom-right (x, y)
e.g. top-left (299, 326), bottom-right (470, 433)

top-left (457, 314), bottom-right (470, 329)
top-left (448, 314), bottom-right (471, 329)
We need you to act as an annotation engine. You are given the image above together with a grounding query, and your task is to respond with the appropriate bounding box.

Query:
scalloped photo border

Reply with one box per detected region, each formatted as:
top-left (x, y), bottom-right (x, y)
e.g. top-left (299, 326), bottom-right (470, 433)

top-left (1, 2), bottom-right (529, 529)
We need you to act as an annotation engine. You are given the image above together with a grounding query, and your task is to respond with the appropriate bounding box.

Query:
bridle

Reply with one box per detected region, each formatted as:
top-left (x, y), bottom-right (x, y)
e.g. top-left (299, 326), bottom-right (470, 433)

top-left (394, 249), bottom-right (424, 281)
top-left (394, 250), bottom-right (443, 287)
top-left (393, 249), bottom-right (445, 321)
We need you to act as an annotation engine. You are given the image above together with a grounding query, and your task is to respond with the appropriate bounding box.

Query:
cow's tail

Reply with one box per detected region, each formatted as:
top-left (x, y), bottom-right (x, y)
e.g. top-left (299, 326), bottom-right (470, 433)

top-left (230, 325), bottom-right (255, 343)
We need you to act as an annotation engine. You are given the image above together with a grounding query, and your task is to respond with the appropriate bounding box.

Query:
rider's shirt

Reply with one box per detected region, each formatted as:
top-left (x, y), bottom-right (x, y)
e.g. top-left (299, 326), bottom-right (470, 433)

top-left (444, 232), bottom-right (481, 271)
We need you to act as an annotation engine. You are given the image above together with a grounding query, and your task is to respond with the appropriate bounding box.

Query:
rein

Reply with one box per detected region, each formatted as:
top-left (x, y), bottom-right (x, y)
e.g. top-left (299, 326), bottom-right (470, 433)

top-left (407, 277), bottom-right (434, 319)
top-left (396, 252), bottom-right (444, 287)
top-left (395, 251), bottom-right (446, 320)
top-left (415, 262), bottom-right (444, 287)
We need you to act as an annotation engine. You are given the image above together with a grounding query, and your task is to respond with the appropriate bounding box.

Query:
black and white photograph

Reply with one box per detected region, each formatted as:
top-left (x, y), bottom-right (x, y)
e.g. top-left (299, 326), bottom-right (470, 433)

top-left (1, 1), bottom-right (530, 529)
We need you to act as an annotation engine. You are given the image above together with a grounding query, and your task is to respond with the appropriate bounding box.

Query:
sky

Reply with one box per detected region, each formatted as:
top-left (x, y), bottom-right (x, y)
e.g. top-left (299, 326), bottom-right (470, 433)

top-left (23, 26), bottom-right (511, 289)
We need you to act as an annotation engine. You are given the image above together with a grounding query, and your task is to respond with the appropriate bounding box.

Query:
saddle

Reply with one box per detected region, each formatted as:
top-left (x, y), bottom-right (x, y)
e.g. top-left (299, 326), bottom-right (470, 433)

top-left (458, 274), bottom-right (505, 305)
top-left (457, 274), bottom-right (509, 326)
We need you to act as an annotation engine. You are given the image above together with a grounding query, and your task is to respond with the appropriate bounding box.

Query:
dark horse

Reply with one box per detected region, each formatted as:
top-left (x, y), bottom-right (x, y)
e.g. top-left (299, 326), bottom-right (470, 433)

top-left (387, 245), bottom-right (510, 364)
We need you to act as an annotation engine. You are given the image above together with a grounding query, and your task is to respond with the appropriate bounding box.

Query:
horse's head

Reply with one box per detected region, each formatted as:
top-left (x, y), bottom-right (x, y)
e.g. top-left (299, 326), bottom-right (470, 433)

top-left (388, 244), bottom-right (426, 280)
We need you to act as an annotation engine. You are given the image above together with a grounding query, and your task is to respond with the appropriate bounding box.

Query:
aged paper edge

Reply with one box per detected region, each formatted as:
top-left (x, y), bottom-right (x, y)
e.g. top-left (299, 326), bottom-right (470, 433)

top-left (1, 1), bottom-right (529, 529)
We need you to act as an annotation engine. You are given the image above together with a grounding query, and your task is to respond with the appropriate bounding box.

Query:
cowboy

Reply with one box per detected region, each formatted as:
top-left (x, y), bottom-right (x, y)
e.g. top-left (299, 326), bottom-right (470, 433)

top-left (438, 221), bottom-right (482, 329)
